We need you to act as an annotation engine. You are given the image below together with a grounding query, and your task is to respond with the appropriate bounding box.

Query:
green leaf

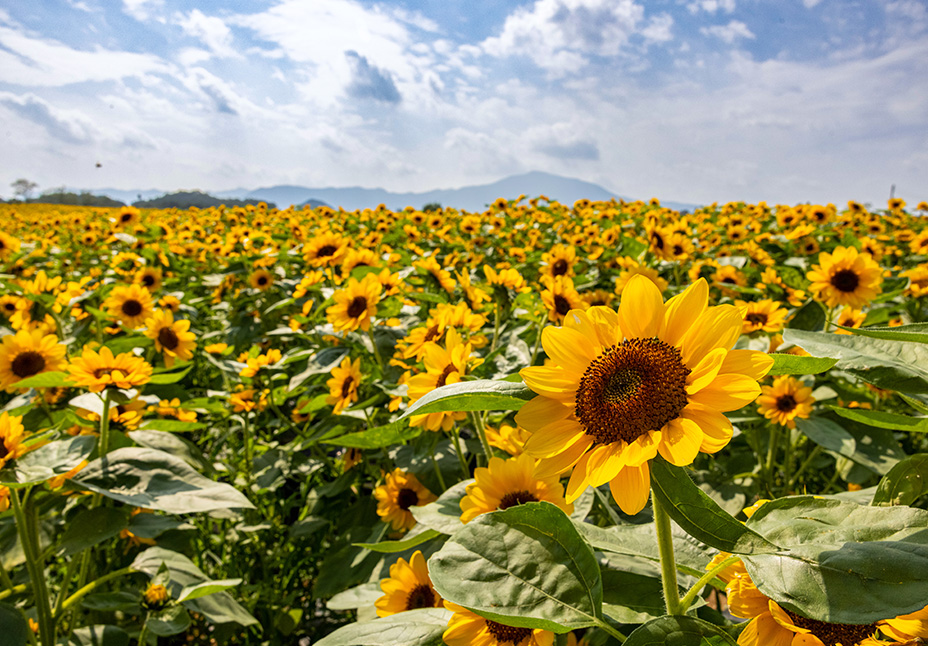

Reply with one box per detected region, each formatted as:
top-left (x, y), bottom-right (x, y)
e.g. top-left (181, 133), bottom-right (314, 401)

top-left (147, 364), bottom-right (193, 384)
top-left (288, 347), bottom-right (349, 392)
top-left (147, 604), bottom-right (191, 636)
top-left (355, 528), bottom-right (441, 553)
top-left (410, 479), bottom-right (471, 535)
top-left (401, 379), bottom-right (534, 419)
top-left (768, 354), bottom-right (837, 376)
top-left (787, 300), bottom-right (826, 332)
top-left (796, 417), bottom-right (901, 475)
top-left (429, 502), bottom-right (602, 632)
top-left (132, 547), bottom-right (258, 627)
top-left (73, 447), bottom-right (254, 514)
top-left (831, 406), bottom-right (928, 432)
top-left (9, 371), bottom-right (74, 389)
top-left (839, 322), bottom-right (928, 344)
top-left (58, 507), bottom-right (129, 556)
top-left (314, 608), bottom-right (452, 646)
top-left (624, 616), bottom-right (737, 646)
top-left (0, 603), bottom-right (27, 646)
top-left (783, 329), bottom-right (928, 393)
top-left (2, 435), bottom-right (96, 487)
top-left (327, 583), bottom-right (383, 611)
top-left (177, 578), bottom-right (243, 602)
top-left (649, 459), bottom-right (780, 555)
top-left (138, 420), bottom-right (206, 432)
top-left (81, 592), bottom-right (140, 613)
top-left (322, 421), bottom-right (424, 449)
top-left (128, 430), bottom-right (212, 472)
top-left (601, 564), bottom-right (698, 624)
top-left (743, 497), bottom-right (928, 623)
top-left (872, 453), bottom-right (928, 507)
top-left (795, 417), bottom-right (856, 456)
top-left (67, 625), bottom-right (130, 646)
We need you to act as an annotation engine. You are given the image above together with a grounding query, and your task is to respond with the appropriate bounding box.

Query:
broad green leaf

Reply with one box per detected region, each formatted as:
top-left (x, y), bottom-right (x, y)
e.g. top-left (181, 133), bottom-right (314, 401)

top-left (401, 379), bottom-right (534, 419)
top-left (601, 563), bottom-right (700, 624)
top-left (355, 527), bottom-right (441, 553)
top-left (872, 453), bottom-right (928, 507)
top-left (2, 435), bottom-right (96, 487)
top-left (147, 364), bottom-right (193, 384)
top-left (73, 447), bottom-right (254, 514)
top-left (768, 354), bottom-right (837, 376)
top-left (81, 592), bottom-right (140, 613)
top-left (314, 608), bottom-right (452, 646)
top-left (429, 502), bottom-right (602, 632)
top-left (178, 578), bottom-right (243, 602)
top-left (795, 417), bottom-right (856, 456)
top-left (743, 497), bottom-right (928, 623)
top-left (323, 421), bottom-right (424, 449)
top-left (649, 459), bottom-right (779, 555)
top-left (787, 300), bottom-right (826, 332)
top-left (58, 507), bottom-right (129, 556)
top-left (132, 547), bottom-right (259, 627)
top-left (147, 604), bottom-right (191, 636)
top-left (0, 603), bottom-right (27, 646)
top-left (9, 370), bottom-right (74, 389)
top-left (783, 329), bottom-right (928, 393)
top-left (799, 416), bottom-right (903, 475)
top-left (289, 516), bottom-right (329, 539)
top-left (128, 430), bottom-right (212, 472)
top-left (327, 583), bottom-right (383, 611)
top-left (839, 322), bottom-right (928, 344)
top-left (68, 625), bottom-right (130, 646)
top-left (128, 513), bottom-right (190, 539)
top-left (288, 347), bottom-right (349, 392)
top-left (831, 406), bottom-right (928, 432)
top-left (624, 616), bottom-right (737, 646)
top-left (410, 479), bottom-right (472, 535)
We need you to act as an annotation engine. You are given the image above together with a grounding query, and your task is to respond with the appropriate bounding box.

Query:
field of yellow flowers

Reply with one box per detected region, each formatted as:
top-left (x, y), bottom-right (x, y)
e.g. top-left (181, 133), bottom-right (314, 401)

top-left (1, 196), bottom-right (928, 646)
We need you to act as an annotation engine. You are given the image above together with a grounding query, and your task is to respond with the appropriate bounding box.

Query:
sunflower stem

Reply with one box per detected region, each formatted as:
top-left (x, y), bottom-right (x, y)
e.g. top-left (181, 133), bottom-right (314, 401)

top-left (489, 302), bottom-right (501, 353)
top-left (678, 554), bottom-right (739, 613)
top-left (138, 616), bottom-right (153, 646)
top-left (788, 445), bottom-right (822, 489)
top-left (367, 328), bottom-right (384, 372)
top-left (594, 619), bottom-right (627, 643)
top-left (652, 494), bottom-right (684, 616)
top-left (469, 412), bottom-right (493, 467)
top-left (449, 426), bottom-right (470, 478)
top-left (98, 389), bottom-right (112, 459)
top-left (428, 442), bottom-right (447, 491)
top-left (11, 488), bottom-right (54, 646)
top-left (765, 425), bottom-right (780, 493)
top-left (57, 567), bottom-right (135, 616)
top-left (529, 312), bottom-right (546, 367)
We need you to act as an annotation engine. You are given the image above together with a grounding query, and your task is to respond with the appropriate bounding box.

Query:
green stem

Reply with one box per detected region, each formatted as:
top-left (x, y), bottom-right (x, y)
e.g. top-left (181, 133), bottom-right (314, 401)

top-left (98, 390), bottom-right (113, 459)
top-left (0, 554), bottom-right (16, 591)
top-left (138, 616), bottom-right (153, 646)
top-left (489, 302), bottom-right (501, 353)
top-left (678, 555), bottom-right (739, 613)
top-left (11, 489), bottom-right (54, 646)
top-left (469, 412), bottom-right (493, 467)
top-left (764, 425), bottom-right (779, 493)
top-left (57, 567), bottom-right (135, 616)
top-left (449, 426), bottom-right (469, 478)
top-left (652, 494), bottom-right (684, 616)
top-left (52, 549), bottom-right (82, 618)
top-left (788, 445), bottom-right (823, 489)
top-left (367, 328), bottom-right (384, 372)
top-left (594, 619), bottom-right (627, 643)
top-left (242, 411), bottom-right (254, 486)
top-left (528, 313), bottom-right (546, 367)
top-left (428, 443), bottom-right (447, 491)
top-left (0, 583), bottom-right (29, 601)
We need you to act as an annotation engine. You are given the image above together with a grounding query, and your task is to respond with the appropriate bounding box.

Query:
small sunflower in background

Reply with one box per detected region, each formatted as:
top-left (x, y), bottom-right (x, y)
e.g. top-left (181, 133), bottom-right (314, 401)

top-left (104, 284), bottom-right (154, 329)
top-left (114, 206), bottom-right (141, 228)
top-left (144, 309), bottom-right (196, 368)
top-left (326, 273), bottom-right (382, 332)
top-left (540, 244), bottom-right (577, 281)
top-left (540, 276), bottom-right (587, 323)
top-left (374, 468), bottom-right (436, 531)
top-left (374, 550), bottom-right (443, 617)
top-left (407, 328), bottom-right (480, 432)
top-left (484, 423), bottom-right (531, 456)
top-left (67, 346), bottom-right (153, 392)
top-left (517, 276), bottom-right (772, 515)
top-left (0, 412), bottom-right (28, 470)
top-left (0, 329), bottom-right (68, 392)
top-left (459, 453), bottom-right (573, 523)
top-left (134, 266), bottom-right (163, 292)
top-left (833, 307), bottom-right (866, 334)
top-left (443, 602), bottom-right (554, 646)
top-left (248, 268), bottom-right (274, 291)
top-left (325, 356), bottom-right (361, 414)
top-left (756, 376), bottom-right (815, 429)
top-left (303, 231), bottom-right (348, 268)
top-left (807, 246), bottom-right (882, 309)
top-left (0, 232), bottom-right (21, 259)
top-left (737, 299), bottom-right (788, 336)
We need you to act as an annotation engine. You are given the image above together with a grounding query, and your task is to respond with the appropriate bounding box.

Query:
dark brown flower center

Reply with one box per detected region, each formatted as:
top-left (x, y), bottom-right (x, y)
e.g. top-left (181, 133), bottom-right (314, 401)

top-left (317, 244), bottom-right (337, 258)
top-left (12, 351), bottom-right (46, 378)
top-left (396, 487), bottom-right (419, 511)
top-left (782, 608), bottom-right (877, 646)
top-left (158, 327), bottom-right (179, 350)
top-left (552, 259), bottom-right (568, 276)
top-left (575, 338), bottom-right (690, 445)
top-left (436, 364), bottom-right (457, 388)
top-left (93, 368), bottom-right (119, 379)
top-left (776, 394), bottom-right (797, 412)
top-left (485, 620), bottom-right (532, 645)
top-left (122, 299), bottom-right (143, 317)
top-left (120, 212), bottom-right (133, 222)
top-left (405, 584), bottom-right (435, 610)
top-left (347, 296), bottom-right (367, 319)
top-left (257, 275), bottom-right (268, 286)
top-left (0, 441), bottom-right (8, 460)
top-left (424, 325), bottom-right (440, 343)
top-left (830, 269), bottom-right (860, 293)
top-left (554, 294), bottom-right (571, 316)
top-left (141, 273), bottom-right (156, 287)
top-left (340, 376), bottom-right (354, 399)
top-left (498, 490), bottom-right (538, 510)
top-left (746, 312), bottom-right (768, 326)
top-left (722, 277), bottom-right (736, 284)
top-left (673, 245), bottom-right (684, 255)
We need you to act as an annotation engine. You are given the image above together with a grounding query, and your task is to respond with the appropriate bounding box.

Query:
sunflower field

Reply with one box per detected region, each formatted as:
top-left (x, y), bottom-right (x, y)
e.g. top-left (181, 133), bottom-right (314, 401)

top-left (1, 195), bottom-right (928, 646)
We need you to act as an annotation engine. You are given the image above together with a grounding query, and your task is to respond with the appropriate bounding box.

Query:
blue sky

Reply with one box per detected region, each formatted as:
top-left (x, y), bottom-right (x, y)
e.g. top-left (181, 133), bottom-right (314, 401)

top-left (1, 0), bottom-right (926, 206)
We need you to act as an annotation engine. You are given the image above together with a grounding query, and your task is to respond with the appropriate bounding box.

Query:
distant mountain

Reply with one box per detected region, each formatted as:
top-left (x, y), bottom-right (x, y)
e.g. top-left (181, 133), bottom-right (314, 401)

top-left (132, 191), bottom-right (276, 210)
top-left (86, 172), bottom-right (698, 213)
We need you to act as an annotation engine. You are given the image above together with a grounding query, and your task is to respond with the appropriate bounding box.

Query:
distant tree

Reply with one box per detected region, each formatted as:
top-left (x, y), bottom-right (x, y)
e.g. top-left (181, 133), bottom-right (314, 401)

top-left (31, 191), bottom-right (124, 207)
top-left (11, 178), bottom-right (38, 200)
top-left (133, 190), bottom-right (275, 210)
top-left (423, 202), bottom-right (442, 212)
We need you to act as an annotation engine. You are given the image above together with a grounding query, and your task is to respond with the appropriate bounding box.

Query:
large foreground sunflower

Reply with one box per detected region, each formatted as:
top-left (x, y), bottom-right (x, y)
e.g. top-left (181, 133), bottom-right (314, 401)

top-left (807, 246), bottom-right (882, 308)
top-left (0, 329), bottom-right (68, 392)
top-left (374, 550), bottom-right (443, 617)
top-left (517, 276), bottom-right (772, 514)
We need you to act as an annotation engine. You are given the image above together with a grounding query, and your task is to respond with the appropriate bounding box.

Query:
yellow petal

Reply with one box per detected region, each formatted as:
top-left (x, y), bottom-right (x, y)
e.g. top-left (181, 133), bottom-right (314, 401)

top-left (609, 462), bottom-right (651, 515)
top-left (519, 366), bottom-right (577, 403)
top-left (565, 451), bottom-right (595, 503)
top-left (661, 278), bottom-right (708, 346)
top-left (618, 275), bottom-right (664, 339)
top-left (514, 395), bottom-right (571, 430)
top-left (657, 417), bottom-right (703, 466)
top-left (686, 347), bottom-right (727, 394)
top-left (541, 326), bottom-right (598, 374)
top-left (522, 418), bottom-right (587, 458)
top-left (622, 430), bottom-right (662, 467)
top-left (534, 436), bottom-right (592, 479)
top-left (689, 374), bottom-right (762, 412)
top-left (680, 305), bottom-right (743, 366)
top-left (720, 349), bottom-right (774, 381)
top-left (682, 403), bottom-right (733, 454)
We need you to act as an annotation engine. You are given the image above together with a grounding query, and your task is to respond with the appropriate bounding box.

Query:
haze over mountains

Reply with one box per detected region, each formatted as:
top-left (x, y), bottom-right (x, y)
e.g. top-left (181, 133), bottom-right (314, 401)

top-left (88, 171), bottom-right (698, 212)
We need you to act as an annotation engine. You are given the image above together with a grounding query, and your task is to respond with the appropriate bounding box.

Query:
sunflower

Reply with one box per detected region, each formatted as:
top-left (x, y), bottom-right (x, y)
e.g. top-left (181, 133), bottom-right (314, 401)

top-left (834, 307), bottom-right (866, 334)
top-left (737, 300), bottom-right (789, 335)
top-left (712, 265), bottom-right (747, 295)
top-left (326, 273), bottom-right (382, 333)
top-left (541, 276), bottom-right (588, 323)
top-left (756, 375), bottom-right (814, 429)
top-left (716, 555), bottom-right (924, 646)
top-left (115, 206), bottom-right (141, 228)
top-left (0, 329), bottom-right (68, 392)
top-left (134, 267), bottom-right (163, 292)
top-left (374, 550), bottom-right (443, 617)
top-left (807, 246), bottom-right (882, 309)
top-left (416, 257), bottom-right (457, 294)
top-left (407, 329), bottom-right (480, 431)
top-left (104, 284), bottom-right (154, 329)
top-left (517, 276), bottom-right (772, 514)
top-left (326, 356), bottom-right (361, 414)
top-left (248, 268), bottom-right (274, 291)
top-left (483, 265), bottom-right (528, 293)
top-left (460, 453), bottom-right (573, 523)
top-left (0, 412), bottom-right (28, 470)
top-left (485, 423), bottom-right (531, 456)
top-left (374, 468), bottom-right (437, 531)
top-left (342, 248), bottom-right (380, 274)
top-left (303, 231), bottom-right (348, 268)
top-left (229, 387), bottom-right (268, 413)
top-left (540, 244), bottom-right (577, 281)
top-left (0, 232), bottom-right (21, 260)
top-left (614, 262), bottom-right (668, 295)
top-left (144, 309), bottom-right (196, 368)
top-left (443, 601), bottom-right (554, 646)
top-left (903, 264), bottom-right (928, 298)
top-left (67, 346), bottom-right (153, 392)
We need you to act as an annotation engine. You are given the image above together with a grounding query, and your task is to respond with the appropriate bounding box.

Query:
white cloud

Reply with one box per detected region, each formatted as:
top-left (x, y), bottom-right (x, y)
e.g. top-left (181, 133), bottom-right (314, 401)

top-left (700, 20), bottom-right (755, 43)
top-left (642, 13), bottom-right (674, 43)
top-left (687, 0), bottom-right (736, 14)
top-left (483, 0), bottom-right (646, 74)
top-left (122, 0), bottom-right (162, 22)
top-left (177, 9), bottom-right (239, 59)
top-left (801, 0), bottom-right (823, 8)
top-left (0, 92), bottom-right (95, 143)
